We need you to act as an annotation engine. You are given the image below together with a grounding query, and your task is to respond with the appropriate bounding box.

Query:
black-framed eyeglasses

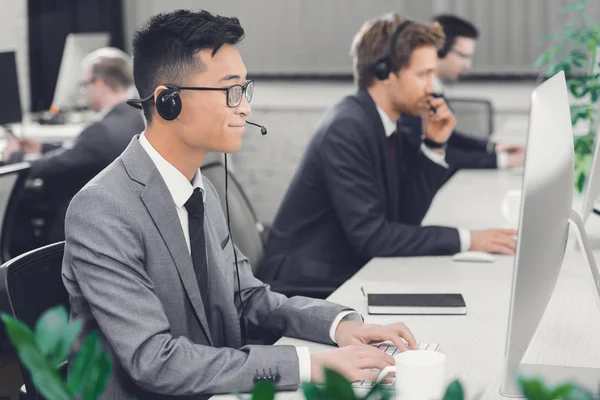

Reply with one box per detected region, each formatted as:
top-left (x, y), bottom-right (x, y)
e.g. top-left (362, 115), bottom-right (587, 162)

top-left (449, 49), bottom-right (474, 61)
top-left (177, 80), bottom-right (254, 108)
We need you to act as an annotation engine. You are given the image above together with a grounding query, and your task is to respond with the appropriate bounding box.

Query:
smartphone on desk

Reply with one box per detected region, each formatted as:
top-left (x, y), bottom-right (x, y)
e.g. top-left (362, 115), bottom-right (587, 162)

top-left (367, 293), bottom-right (466, 315)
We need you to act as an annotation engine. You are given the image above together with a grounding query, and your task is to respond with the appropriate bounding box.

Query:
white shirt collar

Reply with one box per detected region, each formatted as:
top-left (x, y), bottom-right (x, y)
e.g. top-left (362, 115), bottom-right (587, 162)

top-left (433, 75), bottom-right (445, 94)
top-left (138, 132), bottom-right (206, 207)
top-left (375, 105), bottom-right (398, 138)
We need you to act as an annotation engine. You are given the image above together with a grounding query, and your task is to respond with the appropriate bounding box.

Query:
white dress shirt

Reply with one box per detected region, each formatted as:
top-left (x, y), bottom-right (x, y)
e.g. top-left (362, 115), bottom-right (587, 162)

top-left (433, 75), bottom-right (509, 169)
top-left (376, 107), bottom-right (471, 251)
top-left (138, 133), bottom-right (361, 383)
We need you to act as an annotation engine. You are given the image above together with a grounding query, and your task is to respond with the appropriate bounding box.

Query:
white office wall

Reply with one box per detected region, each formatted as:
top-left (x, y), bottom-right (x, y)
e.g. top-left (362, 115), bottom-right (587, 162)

top-left (0, 0), bottom-right (29, 112)
top-left (123, 0), bottom-right (600, 76)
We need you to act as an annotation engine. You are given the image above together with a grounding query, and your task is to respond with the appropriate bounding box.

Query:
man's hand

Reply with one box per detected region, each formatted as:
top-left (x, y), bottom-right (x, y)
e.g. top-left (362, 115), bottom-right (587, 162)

top-left (334, 321), bottom-right (417, 351)
top-left (495, 144), bottom-right (525, 154)
top-left (19, 138), bottom-right (41, 155)
top-left (2, 130), bottom-right (22, 160)
top-left (310, 344), bottom-right (394, 383)
top-left (422, 96), bottom-right (456, 144)
top-left (470, 229), bottom-right (517, 255)
top-left (507, 151), bottom-right (525, 168)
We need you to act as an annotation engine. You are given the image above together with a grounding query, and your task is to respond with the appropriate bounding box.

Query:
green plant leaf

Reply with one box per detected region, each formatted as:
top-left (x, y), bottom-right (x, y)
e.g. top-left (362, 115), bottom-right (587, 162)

top-left (249, 380), bottom-right (276, 400)
top-left (323, 368), bottom-right (356, 400)
top-left (0, 314), bottom-right (72, 400)
top-left (443, 380), bottom-right (465, 400)
top-left (82, 352), bottom-right (112, 400)
top-left (34, 306), bottom-right (69, 357)
top-left (563, 0), bottom-right (589, 12)
top-left (301, 382), bottom-right (323, 400)
top-left (518, 377), bottom-right (550, 399)
top-left (67, 331), bottom-right (101, 395)
top-left (36, 307), bottom-right (82, 368)
top-left (361, 382), bottom-right (392, 400)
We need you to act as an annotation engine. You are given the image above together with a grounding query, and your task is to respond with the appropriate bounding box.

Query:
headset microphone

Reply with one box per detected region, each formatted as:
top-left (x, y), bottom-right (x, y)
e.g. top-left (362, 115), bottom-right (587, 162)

top-left (246, 121), bottom-right (267, 135)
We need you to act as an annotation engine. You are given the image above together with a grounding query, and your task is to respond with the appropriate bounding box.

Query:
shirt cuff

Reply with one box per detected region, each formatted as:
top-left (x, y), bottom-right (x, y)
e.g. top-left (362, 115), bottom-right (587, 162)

top-left (458, 228), bottom-right (471, 252)
top-left (496, 151), bottom-right (509, 169)
top-left (296, 347), bottom-right (311, 383)
top-left (421, 143), bottom-right (449, 168)
top-left (330, 311), bottom-right (363, 344)
top-left (487, 141), bottom-right (497, 153)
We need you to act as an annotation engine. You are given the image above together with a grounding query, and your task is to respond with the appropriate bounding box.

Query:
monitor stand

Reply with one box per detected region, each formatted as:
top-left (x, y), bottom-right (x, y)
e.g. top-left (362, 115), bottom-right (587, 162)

top-left (500, 210), bottom-right (600, 397)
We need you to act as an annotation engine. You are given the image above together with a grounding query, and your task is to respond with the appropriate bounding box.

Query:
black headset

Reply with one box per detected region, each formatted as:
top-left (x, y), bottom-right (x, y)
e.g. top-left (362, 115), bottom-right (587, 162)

top-left (127, 84), bottom-right (182, 121)
top-left (373, 19), bottom-right (413, 81)
top-left (127, 85), bottom-right (267, 135)
top-left (437, 34), bottom-right (455, 58)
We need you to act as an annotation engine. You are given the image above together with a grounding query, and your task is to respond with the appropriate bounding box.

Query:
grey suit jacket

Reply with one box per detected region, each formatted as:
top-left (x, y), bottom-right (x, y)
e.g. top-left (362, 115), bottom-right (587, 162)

top-left (62, 136), bottom-right (351, 399)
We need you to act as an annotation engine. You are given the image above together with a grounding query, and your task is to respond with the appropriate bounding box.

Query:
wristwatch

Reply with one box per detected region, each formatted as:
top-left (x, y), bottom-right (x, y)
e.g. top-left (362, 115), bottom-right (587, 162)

top-left (422, 135), bottom-right (447, 149)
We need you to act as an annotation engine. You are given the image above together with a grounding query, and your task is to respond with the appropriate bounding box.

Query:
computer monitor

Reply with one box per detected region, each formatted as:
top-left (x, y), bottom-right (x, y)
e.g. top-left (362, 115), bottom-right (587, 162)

top-left (579, 47), bottom-right (600, 223)
top-left (0, 51), bottom-right (22, 126)
top-left (51, 32), bottom-right (110, 113)
top-left (500, 71), bottom-right (600, 397)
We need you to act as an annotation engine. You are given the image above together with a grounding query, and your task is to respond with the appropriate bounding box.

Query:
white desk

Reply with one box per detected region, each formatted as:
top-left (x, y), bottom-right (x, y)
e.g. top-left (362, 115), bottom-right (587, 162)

top-left (215, 169), bottom-right (600, 399)
top-left (10, 121), bottom-right (85, 142)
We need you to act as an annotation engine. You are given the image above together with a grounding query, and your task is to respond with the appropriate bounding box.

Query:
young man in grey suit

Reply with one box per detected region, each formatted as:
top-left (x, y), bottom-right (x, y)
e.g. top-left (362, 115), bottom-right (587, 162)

top-left (62, 9), bottom-right (416, 399)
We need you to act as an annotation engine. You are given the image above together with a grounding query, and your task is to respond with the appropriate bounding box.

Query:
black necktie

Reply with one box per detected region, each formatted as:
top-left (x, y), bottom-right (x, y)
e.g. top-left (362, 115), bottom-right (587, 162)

top-left (184, 188), bottom-right (210, 317)
top-left (388, 131), bottom-right (397, 163)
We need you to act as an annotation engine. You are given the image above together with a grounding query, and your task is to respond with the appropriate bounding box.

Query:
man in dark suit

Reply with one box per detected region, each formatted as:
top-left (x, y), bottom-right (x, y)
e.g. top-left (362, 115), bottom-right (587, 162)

top-left (259, 13), bottom-right (517, 287)
top-left (400, 14), bottom-right (525, 171)
top-left (3, 48), bottom-right (144, 250)
top-left (63, 10), bottom-right (418, 398)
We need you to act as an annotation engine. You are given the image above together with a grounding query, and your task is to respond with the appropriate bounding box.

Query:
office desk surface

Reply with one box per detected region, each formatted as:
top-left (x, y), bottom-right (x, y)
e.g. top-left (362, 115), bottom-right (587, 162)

top-left (215, 170), bottom-right (600, 399)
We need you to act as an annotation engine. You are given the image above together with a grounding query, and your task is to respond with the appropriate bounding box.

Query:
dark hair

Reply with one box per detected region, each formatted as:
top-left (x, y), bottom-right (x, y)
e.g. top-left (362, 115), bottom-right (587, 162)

top-left (132, 9), bottom-right (245, 121)
top-left (432, 14), bottom-right (479, 58)
top-left (351, 13), bottom-right (445, 89)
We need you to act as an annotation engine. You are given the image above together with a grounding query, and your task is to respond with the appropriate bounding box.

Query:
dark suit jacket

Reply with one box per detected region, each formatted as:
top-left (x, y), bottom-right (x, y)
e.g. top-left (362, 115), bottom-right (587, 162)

top-left (11, 102), bottom-right (144, 245)
top-left (258, 89), bottom-right (461, 287)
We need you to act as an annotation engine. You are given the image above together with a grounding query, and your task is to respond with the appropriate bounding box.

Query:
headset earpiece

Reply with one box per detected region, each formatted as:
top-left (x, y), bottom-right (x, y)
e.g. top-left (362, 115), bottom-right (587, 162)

top-left (155, 84), bottom-right (182, 121)
top-left (373, 20), bottom-right (413, 81)
top-left (438, 35), bottom-right (454, 58)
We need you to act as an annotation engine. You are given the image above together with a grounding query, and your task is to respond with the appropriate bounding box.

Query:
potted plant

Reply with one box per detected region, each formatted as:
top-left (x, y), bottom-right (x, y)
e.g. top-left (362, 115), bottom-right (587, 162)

top-left (534, 0), bottom-right (600, 193)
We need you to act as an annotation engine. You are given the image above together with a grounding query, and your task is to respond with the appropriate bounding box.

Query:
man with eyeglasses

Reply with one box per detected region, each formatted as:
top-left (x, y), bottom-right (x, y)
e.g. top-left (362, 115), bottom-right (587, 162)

top-left (1, 47), bottom-right (143, 254)
top-left (401, 14), bottom-right (525, 170)
top-left (62, 9), bottom-right (418, 399)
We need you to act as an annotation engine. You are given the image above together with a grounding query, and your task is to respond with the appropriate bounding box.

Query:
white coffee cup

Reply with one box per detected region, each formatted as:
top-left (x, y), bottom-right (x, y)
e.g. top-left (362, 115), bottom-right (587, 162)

top-left (502, 189), bottom-right (522, 229)
top-left (376, 350), bottom-right (447, 400)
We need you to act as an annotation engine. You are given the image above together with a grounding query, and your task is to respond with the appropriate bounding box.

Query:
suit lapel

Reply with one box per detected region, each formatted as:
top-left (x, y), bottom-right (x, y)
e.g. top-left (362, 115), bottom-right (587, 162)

top-left (122, 138), bottom-right (213, 345)
top-left (356, 89), bottom-right (400, 220)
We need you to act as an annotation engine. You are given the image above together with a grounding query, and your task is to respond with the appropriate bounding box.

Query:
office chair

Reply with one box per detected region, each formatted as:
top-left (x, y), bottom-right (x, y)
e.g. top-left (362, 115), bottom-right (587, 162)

top-left (0, 241), bottom-right (68, 399)
top-left (0, 163), bottom-right (32, 264)
top-left (446, 97), bottom-right (494, 139)
top-left (200, 162), bottom-right (335, 299)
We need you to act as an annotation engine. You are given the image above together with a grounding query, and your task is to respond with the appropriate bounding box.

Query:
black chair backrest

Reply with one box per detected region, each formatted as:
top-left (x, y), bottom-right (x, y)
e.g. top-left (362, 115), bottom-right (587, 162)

top-left (0, 162), bottom-right (31, 264)
top-left (0, 241), bottom-right (67, 399)
top-left (200, 162), bottom-right (265, 272)
top-left (446, 97), bottom-right (494, 139)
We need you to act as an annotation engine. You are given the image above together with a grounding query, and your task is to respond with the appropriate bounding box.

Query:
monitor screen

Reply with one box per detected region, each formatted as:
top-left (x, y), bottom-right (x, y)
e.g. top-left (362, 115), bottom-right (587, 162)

top-left (0, 51), bottom-right (22, 125)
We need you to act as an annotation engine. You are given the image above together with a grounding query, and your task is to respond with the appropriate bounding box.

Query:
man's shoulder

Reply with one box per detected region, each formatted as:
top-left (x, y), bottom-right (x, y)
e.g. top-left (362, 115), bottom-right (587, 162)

top-left (70, 157), bottom-right (133, 208)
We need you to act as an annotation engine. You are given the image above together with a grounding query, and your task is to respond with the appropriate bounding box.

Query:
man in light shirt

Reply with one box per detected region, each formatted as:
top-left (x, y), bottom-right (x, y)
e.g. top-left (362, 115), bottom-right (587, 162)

top-left (2, 47), bottom-right (143, 252)
top-left (402, 14), bottom-right (525, 170)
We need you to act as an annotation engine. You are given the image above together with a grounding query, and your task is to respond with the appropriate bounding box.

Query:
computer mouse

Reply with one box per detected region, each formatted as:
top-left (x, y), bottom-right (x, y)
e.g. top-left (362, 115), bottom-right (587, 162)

top-left (452, 251), bottom-right (495, 263)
